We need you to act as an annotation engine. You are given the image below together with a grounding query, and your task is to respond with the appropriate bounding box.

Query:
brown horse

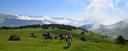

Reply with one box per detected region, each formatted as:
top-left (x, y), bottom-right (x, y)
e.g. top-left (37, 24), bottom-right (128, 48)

top-left (42, 32), bottom-right (52, 43)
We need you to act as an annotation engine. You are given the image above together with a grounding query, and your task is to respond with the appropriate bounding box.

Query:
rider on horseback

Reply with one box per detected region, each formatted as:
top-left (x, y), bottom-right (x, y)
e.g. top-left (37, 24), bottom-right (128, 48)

top-left (66, 32), bottom-right (72, 48)
top-left (67, 32), bottom-right (72, 41)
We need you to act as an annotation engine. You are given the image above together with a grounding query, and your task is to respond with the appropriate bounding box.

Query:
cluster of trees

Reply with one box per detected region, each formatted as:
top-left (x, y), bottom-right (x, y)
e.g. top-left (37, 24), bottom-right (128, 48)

top-left (0, 24), bottom-right (80, 31)
top-left (115, 35), bottom-right (126, 44)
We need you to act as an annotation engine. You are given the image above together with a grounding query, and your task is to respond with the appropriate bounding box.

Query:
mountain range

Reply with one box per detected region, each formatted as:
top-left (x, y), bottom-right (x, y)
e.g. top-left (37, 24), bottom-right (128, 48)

top-left (0, 14), bottom-right (44, 27)
top-left (82, 19), bottom-right (128, 40)
top-left (0, 13), bottom-right (86, 27)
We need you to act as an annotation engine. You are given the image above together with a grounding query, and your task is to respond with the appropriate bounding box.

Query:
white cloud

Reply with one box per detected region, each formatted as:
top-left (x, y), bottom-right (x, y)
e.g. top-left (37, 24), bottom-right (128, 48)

top-left (84, 0), bottom-right (128, 25)
top-left (65, 0), bottom-right (125, 25)
top-left (16, 15), bottom-right (87, 27)
top-left (0, 18), bottom-right (4, 24)
top-left (16, 16), bottom-right (33, 20)
top-left (16, 0), bottom-right (128, 26)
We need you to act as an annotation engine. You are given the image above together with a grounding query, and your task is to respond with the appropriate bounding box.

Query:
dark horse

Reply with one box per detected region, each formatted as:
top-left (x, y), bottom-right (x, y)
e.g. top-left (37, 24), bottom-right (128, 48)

top-left (42, 32), bottom-right (52, 42)
top-left (58, 33), bottom-right (65, 41)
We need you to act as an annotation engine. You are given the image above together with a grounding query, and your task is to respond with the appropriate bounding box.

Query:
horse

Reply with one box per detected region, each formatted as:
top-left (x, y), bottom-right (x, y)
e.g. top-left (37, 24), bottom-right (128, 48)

top-left (58, 33), bottom-right (65, 41)
top-left (42, 32), bottom-right (52, 43)
top-left (64, 35), bottom-right (72, 48)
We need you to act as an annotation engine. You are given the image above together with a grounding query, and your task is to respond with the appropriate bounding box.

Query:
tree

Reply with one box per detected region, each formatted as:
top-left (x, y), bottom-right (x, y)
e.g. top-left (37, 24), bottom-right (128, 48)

top-left (116, 35), bottom-right (126, 44)
top-left (80, 37), bottom-right (86, 41)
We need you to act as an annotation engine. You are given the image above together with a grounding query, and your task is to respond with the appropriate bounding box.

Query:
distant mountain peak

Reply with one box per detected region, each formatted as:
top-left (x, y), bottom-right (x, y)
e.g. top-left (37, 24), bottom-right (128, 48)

top-left (81, 19), bottom-right (128, 40)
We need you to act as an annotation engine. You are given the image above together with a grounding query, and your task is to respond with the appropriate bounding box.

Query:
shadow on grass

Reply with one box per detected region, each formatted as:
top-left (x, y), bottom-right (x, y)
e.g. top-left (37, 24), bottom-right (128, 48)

top-left (63, 46), bottom-right (71, 49)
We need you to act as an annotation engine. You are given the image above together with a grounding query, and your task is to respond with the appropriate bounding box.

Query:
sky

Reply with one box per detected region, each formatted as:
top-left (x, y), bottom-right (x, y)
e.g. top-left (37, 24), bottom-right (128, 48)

top-left (0, 0), bottom-right (128, 26)
top-left (0, 0), bottom-right (87, 17)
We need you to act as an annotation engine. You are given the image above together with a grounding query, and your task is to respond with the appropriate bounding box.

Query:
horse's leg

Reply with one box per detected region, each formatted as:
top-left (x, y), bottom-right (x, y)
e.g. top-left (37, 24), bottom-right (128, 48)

top-left (47, 38), bottom-right (49, 42)
top-left (66, 38), bottom-right (72, 48)
top-left (50, 38), bottom-right (52, 42)
top-left (42, 38), bottom-right (43, 43)
top-left (49, 38), bottom-right (50, 42)
top-left (49, 39), bottom-right (50, 42)
top-left (50, 39), bottom-right (51, 42)
top-left (66, 41), bottom-right (71, 48)
top-left (69, 41), bottom-right (71, 47)
top-left (44, 38), bottom-right (46, 43)
top-left (42, 37), bottom-right (44, 43)
top-left (48, 39), bottom-right (50, 42)
top-left (47, 39), bottom-right (49, 43)
top-left (43, 39), bottom-right (45, 42)
top-left (46, 39), bottom-right (48, 43)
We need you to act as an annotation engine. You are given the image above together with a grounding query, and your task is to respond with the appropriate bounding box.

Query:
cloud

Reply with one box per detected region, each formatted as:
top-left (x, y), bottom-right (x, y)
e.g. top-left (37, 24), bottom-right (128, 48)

top-left (11, 0), bottom-right (128, 27)
top-left (16, 15), bottom-right (78, 26)
top-left (65, 0), bottom-right (128, 25)
top-left (0, 18), bottom-right (4, 24)
top-left (84, 0), bottom-right (128, 25)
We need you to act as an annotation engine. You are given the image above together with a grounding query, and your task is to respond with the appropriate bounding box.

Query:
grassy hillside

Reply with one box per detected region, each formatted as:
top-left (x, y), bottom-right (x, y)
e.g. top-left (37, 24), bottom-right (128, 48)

top-left (0, 28), bottom-right (128, 51)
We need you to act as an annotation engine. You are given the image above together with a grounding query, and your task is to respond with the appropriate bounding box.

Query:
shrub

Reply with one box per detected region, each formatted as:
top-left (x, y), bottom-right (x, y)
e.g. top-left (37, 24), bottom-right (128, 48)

top-left (126, 40), bottom-right (128, 42)
top-left (80, 37), bottom-right (86, 41)
top-left (94, 40), bottom-right (99, 43)
top-left (8, 34), bottom-right (21, 41)
top-left (115, 35), bottom-right (126, 44)
top-left (54, 36), bottom-right (58, 39)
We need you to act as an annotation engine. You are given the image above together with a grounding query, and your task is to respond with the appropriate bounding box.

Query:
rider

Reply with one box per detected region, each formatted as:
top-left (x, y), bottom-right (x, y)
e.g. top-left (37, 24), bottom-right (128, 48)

top-left (66, 32), bottom-right (72, 47)
top-left (67, 32), bottom-right (72, 41)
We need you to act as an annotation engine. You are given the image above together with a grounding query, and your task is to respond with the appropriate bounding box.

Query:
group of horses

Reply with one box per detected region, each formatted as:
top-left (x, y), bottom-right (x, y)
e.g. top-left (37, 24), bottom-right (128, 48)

top-left (30, 32), bottom-right (72, 48)
top-left (42, 32), bottom-right (72, 43)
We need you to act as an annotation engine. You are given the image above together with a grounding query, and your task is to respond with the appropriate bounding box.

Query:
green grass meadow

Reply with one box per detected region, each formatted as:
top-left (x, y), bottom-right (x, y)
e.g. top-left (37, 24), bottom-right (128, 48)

top-left (0, 28), bottom-right (128, 51)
